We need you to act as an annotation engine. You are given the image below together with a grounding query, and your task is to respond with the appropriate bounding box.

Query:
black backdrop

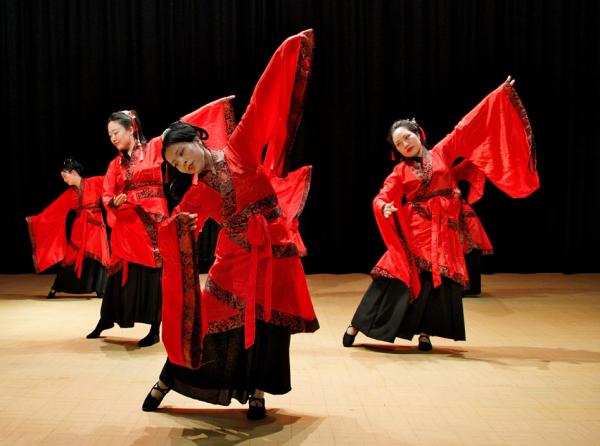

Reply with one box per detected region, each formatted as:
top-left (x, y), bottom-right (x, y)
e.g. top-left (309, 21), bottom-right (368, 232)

top-left (2, 0), bottom-right (599, 274)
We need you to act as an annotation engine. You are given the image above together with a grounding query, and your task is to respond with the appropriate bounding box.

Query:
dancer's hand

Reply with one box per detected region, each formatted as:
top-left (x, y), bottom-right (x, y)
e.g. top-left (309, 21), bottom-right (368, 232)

top-left (176, 212), bottom-right (198, 231)
top-left (382, 202), bottom-right (398, 219)
top-left (113, 194), bottom-right (127, 207)
top-left (506, 75), bottom-right (515, 86)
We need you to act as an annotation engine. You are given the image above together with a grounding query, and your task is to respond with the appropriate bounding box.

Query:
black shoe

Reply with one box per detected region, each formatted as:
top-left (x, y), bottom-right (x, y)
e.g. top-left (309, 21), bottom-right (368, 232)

top-left (47, 289), bottom-right (56, 299)
top-left (342, 326), bottom-right (357, 347)
top-left (86, 320), bottom-right (114, 339)
top-left (247, 396), bottom-right (266, 420)
top-left (138, 333), bottom-right (160, 348)
top-left (142, 381), bottom-right (170, 412)
top-left (418, 335), bottom-right (432, 352)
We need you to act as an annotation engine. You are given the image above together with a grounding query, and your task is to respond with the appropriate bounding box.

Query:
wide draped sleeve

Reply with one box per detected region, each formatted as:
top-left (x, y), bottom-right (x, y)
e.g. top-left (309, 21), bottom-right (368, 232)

top-left (435, 81), bottom-right (539, 199)
top-left (372, 165), bottom-right (421, 299)
top-left (229, 29), bottom-right (314, 176)
top-left (26, 187), bottom-right (77, 272)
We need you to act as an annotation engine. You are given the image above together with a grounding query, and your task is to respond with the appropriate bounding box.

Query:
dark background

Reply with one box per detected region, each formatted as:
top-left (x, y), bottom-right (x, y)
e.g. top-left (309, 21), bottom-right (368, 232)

top-left (2, 0), bottom-right (598, 274)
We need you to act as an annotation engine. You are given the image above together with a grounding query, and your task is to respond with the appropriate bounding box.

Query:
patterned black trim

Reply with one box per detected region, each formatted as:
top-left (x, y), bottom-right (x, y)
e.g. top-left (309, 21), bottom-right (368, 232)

top-left (107, 259), bottom-right (123, 276)
top-left (370, 266), bottom-right (395, 279)
top-left (205, 276), bottom-right (318, 334)
top-left (504, 83), bottom-right (537, 174)
top-left (414, 255), bottom-right (469, 288)
top-left (123, 180), bottom-right (163, 192)
top-left (176, 217), bottom-right (203, 369)
top-left (277, 30), bottom-right (315, 176)
top-left (222, 97), bottom-right (237, 136)
top-left (134, 208), bottom-right (162, 267)
top-left (220, 194), bottom-right (281, 251)
top-left (135, 189), bottom-right (165, 200)
top-left (272, 243), bottom-right (299, 258)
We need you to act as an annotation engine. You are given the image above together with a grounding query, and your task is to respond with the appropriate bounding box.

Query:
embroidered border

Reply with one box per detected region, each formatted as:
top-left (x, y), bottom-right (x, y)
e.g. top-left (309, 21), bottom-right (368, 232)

top-left (134, 208), bottom-right (162, 267)
top-left (205, 276), bottom-right (318, 334)
top-left (277, 29), bottom-right (314, 176)
top-left (414, 255), bottom-right (469, 288)
top-left (504, 82), bottom-right (537, 174)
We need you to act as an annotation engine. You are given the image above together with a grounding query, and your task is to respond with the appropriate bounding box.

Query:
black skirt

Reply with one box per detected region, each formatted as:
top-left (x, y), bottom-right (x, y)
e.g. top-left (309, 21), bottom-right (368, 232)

top-left (463, 249), bottom-right (482, 295)
top-left (52, 258), bottom-right (107, 296)
top-left (159, 321), bottom-right (291, 406)
top-left (351, 272), bottom-right (465, 342)
top-left (100, 263), bottom-right (162, 327)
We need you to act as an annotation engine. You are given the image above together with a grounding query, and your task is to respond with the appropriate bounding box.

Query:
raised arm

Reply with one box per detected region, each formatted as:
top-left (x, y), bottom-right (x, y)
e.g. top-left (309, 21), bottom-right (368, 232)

top-left (435, 79), bottom-right (539, 198)
top-left (229, 29), bottom-right (314, 175)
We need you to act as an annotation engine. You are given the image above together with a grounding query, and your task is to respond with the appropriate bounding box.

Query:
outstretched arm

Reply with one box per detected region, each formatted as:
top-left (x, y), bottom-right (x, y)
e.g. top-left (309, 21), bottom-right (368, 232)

top-left (435, 77), bottom-right (539, 199)
top-left (229, 30), bottom-right (314, 175)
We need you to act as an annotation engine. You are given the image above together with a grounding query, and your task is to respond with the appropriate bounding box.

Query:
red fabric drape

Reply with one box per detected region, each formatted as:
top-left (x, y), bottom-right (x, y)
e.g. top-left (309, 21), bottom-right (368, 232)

top-left (26, 176), bottom-right (109, 275)
top-left (160, 30), bottom-right (318, 370)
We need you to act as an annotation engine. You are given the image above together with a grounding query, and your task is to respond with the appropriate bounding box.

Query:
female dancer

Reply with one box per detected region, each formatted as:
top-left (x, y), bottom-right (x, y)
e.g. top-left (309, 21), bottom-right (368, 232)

top-left (86, 111), bottom-right (168, 347)
top-left (343, 77), bottom-right (539, 351)
top-left (142, 30), bottom-right (318, 420)
top-left (26, 158), bottom-right (109, 298)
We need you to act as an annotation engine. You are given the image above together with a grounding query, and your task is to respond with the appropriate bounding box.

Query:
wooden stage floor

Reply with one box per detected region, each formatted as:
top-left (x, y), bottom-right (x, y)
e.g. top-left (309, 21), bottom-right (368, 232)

top-left (1, 272), bottom-right (599, 445)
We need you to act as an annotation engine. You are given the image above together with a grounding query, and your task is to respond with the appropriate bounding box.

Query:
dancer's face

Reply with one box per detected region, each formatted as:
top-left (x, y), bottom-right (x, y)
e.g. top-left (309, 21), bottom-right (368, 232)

top-left (164, 139), bottom-right (207, 174)
top-left (392, 127), bottom-right (423, 158)
top-left (107, 121), bottom-right (134, 152)
top-left (61, 169), bottom-right (79, 186)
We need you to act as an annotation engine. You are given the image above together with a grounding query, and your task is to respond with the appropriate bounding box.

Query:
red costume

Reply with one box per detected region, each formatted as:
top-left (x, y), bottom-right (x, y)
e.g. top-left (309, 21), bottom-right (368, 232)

top-left (452, 159), bottom-right (493, 255)
top-left (372, 82), bottom-right (539, 298)
top-left (26, 176), bottom-right (110, 276)
top-left (102, 138), bottom-right (168, 281)
top-left (159, 30), bottom-right (318, 370)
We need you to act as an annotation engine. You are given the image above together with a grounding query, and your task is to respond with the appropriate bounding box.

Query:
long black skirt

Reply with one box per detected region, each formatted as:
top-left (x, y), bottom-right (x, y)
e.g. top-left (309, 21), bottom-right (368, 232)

top-left (100, 263), bottom-right (162, 327)
top-left (159, 321), bottom-right (291, 406)
top-left (351, 272), bottom-right (465, 342)
top-left (463, 249), bottom-right (482, 295)
top-left (52, 258), bottom-right (107, 296)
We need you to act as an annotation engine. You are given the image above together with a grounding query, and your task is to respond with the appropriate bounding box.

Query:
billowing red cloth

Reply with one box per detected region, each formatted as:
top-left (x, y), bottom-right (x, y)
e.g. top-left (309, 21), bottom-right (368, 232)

top-left (103, 138), bottom-right (168, 278)
top-left (451, 160), bottom-right (493, 254)
top-left (160, 30), bottom-right (318, 369)
top-left (372, 81), bottom-right (539, 295)
top-left (26, 176), bottom-right (110, 276)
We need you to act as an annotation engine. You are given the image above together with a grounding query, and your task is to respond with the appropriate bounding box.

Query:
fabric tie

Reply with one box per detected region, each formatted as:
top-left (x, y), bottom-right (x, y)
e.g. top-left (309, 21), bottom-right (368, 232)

top-left (428, 197), bottom-right (451, 288)
top-left (244, 214), bottom-right (273, 349)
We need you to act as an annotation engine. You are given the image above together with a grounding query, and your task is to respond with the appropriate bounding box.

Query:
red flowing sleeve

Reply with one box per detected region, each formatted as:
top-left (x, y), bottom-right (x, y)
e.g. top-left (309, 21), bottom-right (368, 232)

top-left (159, 185), bottom-right (216, 368)
top-left (436, 81), bottom-right (540, 199)
top-left (372, 166), bottom-right (421, 300)
top-left (25, 188), bottom-right (76, 272)
top-left (451, 159), bottom-right (486, 204)
top-left (229, 29), bottom-right (314, 176)
top-left (159, 213), bottom-right (202, 368)
top-left (270, 166), bottom-right (312, 256)
top-left (180, 96), bottom-right (236, 149)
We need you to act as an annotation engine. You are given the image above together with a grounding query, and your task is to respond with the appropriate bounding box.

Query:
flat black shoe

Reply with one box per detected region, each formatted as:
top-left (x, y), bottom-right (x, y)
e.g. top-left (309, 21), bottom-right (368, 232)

top-left (46, 289), bottom-right (56, 299)
top-left (86, 320), bottom-right (114, 339)
top-left (142, 382), bottom-right (170, 412)
top-left (138, 333), bottom-right (160, 347)
top-left (418, 335), bottom-right (432, 352)
top-left (247, 396), bottom-right (266, 420)
top-left (342, 326), bottom-right (357, 347)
